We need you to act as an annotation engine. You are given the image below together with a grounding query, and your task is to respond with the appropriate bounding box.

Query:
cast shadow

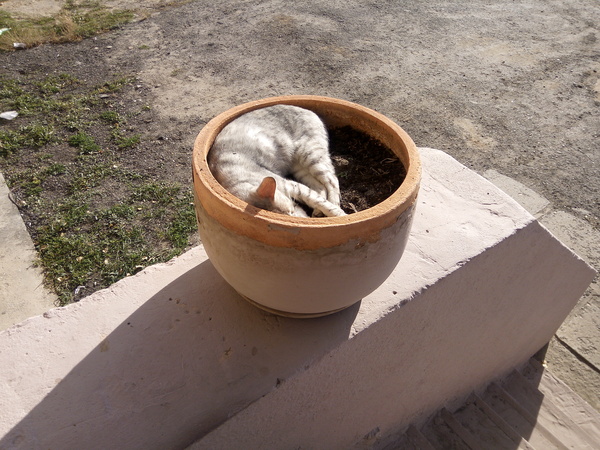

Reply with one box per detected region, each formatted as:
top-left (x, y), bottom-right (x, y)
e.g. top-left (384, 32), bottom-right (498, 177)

top-left (1, 258), bottom-right (360, 449)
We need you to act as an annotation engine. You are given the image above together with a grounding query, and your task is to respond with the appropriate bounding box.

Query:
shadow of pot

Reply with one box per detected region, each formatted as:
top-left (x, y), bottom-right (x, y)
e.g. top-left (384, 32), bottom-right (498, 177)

top-left (192, 96), bottom-right (421, 317)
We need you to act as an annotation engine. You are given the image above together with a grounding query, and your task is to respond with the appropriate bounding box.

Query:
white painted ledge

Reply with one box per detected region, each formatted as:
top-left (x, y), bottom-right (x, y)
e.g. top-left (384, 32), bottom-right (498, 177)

top-left (0, 148), bottom-right (594, 449)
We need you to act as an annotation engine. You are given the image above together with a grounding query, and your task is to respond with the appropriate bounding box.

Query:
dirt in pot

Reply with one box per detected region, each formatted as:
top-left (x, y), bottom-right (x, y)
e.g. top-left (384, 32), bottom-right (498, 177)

top-left (328, 126), bottom-right (407, 214)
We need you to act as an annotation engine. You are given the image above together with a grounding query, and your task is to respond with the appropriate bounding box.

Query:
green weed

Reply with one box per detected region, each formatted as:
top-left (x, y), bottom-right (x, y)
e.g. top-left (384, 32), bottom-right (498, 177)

top-left (113, 131), bottom-right (141, 150)
top-left (67, 158), bottom-right (115, 193)
top-left (96, 76), bottom-right (137, 93)
top-left (44, 163), bottom-right (66, 176)
top-left (0, 130), bottom-right (22, 156)
top-left (0, 124), bottom-right (55, 156)
top-left (68, 131), bottom-right (102, 154)
top-left (99, 110), bottom-right (122, 125)
top-left (7, 162), bottom-right (65, 198)
top-left (131, 182), bottom-right (181, 204)
top-left (37, 153), bottom-right (54, 161)
top-left (165, 196), bottom-right (197, 249)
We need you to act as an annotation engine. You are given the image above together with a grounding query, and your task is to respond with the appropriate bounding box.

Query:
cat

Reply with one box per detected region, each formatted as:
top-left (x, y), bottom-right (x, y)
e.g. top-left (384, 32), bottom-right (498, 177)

top-left (208, 104), bottom-right (346, 217)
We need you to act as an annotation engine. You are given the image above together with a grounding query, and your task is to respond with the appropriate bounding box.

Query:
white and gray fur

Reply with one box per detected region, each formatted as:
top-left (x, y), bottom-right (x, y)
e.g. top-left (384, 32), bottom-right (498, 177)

top-left (208, 105), bottom-right (345, 217)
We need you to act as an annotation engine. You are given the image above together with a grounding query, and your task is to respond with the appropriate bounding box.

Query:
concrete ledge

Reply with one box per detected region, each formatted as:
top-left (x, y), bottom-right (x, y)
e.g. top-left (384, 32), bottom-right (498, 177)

top-left (196, 218), bottom-right (595, 449)
top-left (0, 149), bottom-right (594, 449)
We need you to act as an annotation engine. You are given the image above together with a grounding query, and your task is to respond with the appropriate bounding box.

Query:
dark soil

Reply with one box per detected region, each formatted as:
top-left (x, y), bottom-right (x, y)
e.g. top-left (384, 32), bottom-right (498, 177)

top-left (329, 126), bottom-right (406, 214)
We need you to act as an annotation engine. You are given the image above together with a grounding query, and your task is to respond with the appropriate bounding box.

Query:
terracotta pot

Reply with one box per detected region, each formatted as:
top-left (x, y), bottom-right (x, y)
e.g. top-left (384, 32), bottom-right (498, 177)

top-left (192, 96), bottom-right (421, 317)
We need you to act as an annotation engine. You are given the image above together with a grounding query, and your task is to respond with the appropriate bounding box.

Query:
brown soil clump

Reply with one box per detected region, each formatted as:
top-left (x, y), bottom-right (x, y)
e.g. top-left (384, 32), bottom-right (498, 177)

top-left (329, 126), bottom-right (406, 214)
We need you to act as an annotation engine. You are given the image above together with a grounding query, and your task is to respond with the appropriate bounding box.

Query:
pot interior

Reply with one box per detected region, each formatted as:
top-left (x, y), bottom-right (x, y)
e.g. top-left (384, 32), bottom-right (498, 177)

top-left (193, 95), bottom-right (421, 249)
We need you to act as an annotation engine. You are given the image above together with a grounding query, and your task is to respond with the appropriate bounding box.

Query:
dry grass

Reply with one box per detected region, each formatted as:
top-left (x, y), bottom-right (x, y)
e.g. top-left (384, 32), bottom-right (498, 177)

top-left (0, 6), bottom-right (134, 51)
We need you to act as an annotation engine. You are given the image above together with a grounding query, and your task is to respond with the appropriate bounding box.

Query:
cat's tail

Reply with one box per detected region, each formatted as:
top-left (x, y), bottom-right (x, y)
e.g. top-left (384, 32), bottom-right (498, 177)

top-left (283, 179), bottom-right (346, 217)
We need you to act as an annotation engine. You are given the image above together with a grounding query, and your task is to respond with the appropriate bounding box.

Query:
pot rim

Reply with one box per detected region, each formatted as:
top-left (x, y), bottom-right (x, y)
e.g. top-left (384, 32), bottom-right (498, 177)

top-left (192, 95), bottom-right (421, 249)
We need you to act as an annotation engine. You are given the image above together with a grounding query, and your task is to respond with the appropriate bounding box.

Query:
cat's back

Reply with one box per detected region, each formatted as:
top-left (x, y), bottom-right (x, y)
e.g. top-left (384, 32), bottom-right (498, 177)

top-left (243, 104), bottom-right (325, 137)
top-left (211, 105), bottom-right (325, 152)
top-left (208, 105), bottom-right (327, 174)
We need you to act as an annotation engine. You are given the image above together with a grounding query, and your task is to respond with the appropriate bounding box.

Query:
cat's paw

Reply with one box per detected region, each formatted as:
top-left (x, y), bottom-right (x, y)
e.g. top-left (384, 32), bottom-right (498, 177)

top-left (293, 204), bottom-right (310, 217)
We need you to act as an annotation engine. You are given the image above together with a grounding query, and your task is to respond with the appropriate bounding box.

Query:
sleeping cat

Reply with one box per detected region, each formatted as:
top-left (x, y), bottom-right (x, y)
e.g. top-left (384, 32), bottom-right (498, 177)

top-left (208, 105), bottom-right (346, 217)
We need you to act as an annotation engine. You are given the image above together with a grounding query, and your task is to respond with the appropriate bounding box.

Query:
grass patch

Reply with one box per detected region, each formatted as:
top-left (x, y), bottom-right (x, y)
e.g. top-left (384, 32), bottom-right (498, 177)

top-left (34, 184), bottom-right (196, 304)
top-left (7, 160), bottom-right (68, 198)
top-left (166, 201), bottom-right (197, 248)
top-left (0, 124), bottom-right (55, 156)
top-left (37, 210), bottom-right (155, 304)
top-left (0, 72), bottom-right (197, 305)
top-left (99, 110), bottom-right (122, 125)
top-left (66, 159), bottom-right (114, 194)
top-left (131, 182), bottom-right (182, 204)
top-left (0, 3), bottom-right (134, 51)
top-left (45, 163), bottom-right (67, 176)
top-left (68, 131), bottom-right (102, 154)
top-left (0, 74), bottom-right (95, 126)
top-left (0, 73), bottom-right (135, 155)
top-left (112, 130), bottom-right (141, 150)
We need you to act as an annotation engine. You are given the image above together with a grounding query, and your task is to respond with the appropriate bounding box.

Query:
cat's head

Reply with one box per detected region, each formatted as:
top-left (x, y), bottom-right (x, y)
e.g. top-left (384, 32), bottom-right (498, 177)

top-left (251, 177), bottom-right (308, 217)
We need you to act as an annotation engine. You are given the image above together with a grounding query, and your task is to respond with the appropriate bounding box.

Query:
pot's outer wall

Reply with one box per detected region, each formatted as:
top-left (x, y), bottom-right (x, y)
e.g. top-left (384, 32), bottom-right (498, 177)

top-left (192, 96), bottom-right (420, 314)
top-left (195, 196), bottom-right (416, 314)
top-left (192, 96), bottom-right (421, 251)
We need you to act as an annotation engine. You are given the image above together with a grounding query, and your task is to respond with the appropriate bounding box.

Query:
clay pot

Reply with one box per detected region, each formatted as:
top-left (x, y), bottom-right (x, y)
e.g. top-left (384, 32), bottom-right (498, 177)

top-left (192, 96), bottom-right (421, 317)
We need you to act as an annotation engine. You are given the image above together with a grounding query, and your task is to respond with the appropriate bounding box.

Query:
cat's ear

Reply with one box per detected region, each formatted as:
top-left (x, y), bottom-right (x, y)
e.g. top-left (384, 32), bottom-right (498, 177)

top-left (256, 177), bottom-right (277, 200)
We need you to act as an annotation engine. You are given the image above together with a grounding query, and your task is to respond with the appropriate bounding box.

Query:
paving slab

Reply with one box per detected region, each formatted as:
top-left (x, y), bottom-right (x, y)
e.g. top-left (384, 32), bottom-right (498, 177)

top-left (557, 299), bottom-right (600, 369)
top-left (544, 336), bottom-right (600, 411)
top-left (540, 210), bottom-right (600, 271)
top-left (0, 173), bottom-right (56, 330)
top-left (539, 210), bottom-right (600, 368)
top-left (483, 169), bottom-right (550, 218)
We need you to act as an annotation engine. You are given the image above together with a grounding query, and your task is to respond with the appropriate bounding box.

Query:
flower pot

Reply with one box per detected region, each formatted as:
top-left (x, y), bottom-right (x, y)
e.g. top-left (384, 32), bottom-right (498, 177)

top-left (192, 96), bottom-right (421, 317)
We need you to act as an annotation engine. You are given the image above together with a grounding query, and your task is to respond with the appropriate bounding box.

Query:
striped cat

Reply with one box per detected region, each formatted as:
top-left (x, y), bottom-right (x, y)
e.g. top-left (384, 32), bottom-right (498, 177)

top-left (208, 105), bottom-right (345, 217)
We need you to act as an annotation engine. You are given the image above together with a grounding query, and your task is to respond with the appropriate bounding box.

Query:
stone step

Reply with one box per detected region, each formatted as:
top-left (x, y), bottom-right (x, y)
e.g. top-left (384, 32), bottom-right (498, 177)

top-left (420, 410), bottom-right (472, 450)
top-left (502, 370), bottom-right (596, 449)
top-left (405, 360), bottom-right (599, 449)
top-left (405, 425), bottom-right (436, 450)
top-left (449, 396), bottom-right (522, 449)
top-left (520, 359), bottom-right (600, 445)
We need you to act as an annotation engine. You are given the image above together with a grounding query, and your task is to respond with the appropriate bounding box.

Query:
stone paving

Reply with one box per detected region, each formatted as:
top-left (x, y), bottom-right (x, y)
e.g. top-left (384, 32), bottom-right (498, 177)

top-left (0, 173), bottom-right (56, 330)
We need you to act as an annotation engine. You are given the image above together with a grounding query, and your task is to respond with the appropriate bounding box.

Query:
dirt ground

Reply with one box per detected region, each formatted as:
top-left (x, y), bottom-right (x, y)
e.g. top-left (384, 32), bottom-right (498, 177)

top-left (2, 0), bottom-right (597, 225)
top-left (1, 0), bottom-right (599, 408)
